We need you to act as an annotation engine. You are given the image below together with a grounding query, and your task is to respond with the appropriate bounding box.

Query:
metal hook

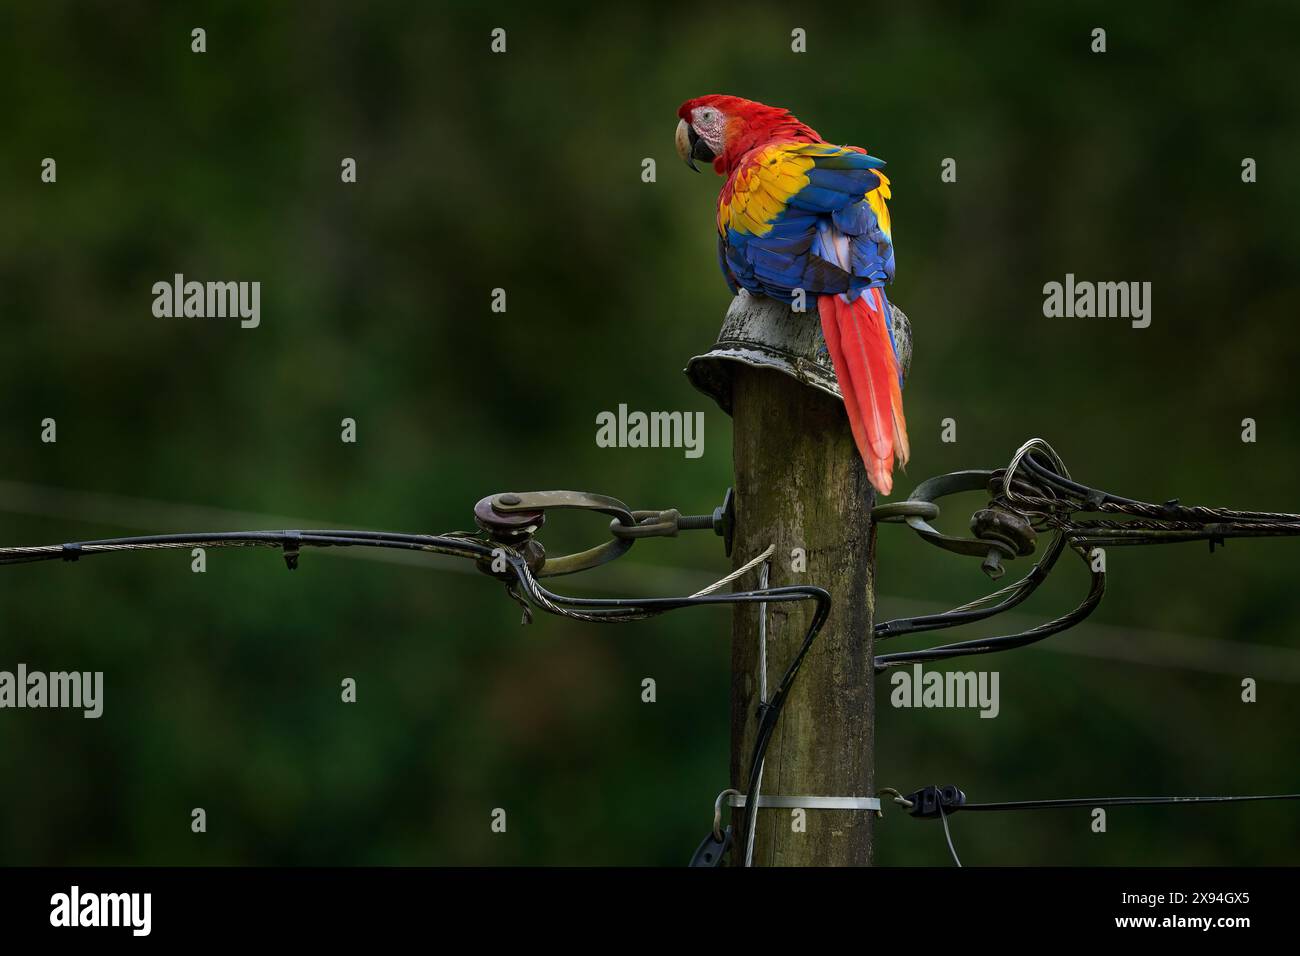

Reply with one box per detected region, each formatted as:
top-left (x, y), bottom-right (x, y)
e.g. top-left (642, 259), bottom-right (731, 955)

top-left (874, 787), bottom-right (914, 818)
top-left (713, 788), bottom-right (741, 840)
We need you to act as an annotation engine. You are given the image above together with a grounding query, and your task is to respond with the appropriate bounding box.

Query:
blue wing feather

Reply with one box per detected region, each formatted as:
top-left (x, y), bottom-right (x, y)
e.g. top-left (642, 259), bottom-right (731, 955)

top-left (720, 147), bottom-right (894, 305)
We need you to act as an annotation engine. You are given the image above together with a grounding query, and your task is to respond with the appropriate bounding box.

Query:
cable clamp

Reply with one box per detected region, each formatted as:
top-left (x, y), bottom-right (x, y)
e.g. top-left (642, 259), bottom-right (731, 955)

top-left (902, 784), bottom-right (967, 818)
top-left (283, 531), bottom-right (301, 571)
top-left (60, 542), bottom-right (82, 562)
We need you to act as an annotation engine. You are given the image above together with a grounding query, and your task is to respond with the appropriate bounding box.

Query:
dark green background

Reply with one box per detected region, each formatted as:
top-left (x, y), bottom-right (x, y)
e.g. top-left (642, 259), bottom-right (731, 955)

top-left (2, 1), bottom-right (1298, 865)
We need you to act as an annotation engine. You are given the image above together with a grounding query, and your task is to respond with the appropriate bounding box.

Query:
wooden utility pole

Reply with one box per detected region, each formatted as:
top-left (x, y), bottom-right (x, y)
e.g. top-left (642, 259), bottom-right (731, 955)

top-left (729, 365), bottom-right (876, 865)
top-left (687, 291), bottom-right (898, 867)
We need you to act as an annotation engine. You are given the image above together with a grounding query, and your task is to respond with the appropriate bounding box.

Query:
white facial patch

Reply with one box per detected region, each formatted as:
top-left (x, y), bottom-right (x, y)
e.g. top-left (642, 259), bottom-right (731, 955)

top-left (691, 107), bottom-right (726, 154)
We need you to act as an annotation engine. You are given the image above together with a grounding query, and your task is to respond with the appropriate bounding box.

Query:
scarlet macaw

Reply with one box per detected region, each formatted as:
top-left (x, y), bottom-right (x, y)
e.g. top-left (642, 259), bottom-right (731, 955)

top-left (676, 95), bottom-right (908, 496)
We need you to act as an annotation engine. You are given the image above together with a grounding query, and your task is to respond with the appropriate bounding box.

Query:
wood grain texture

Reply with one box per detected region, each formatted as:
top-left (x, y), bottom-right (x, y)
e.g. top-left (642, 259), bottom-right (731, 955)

top-left (729, 364), bottom-right (876, 866)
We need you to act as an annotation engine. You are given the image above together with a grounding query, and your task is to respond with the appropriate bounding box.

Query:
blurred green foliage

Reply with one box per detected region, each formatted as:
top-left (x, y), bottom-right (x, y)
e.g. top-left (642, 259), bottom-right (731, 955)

top-left (1, 0), bottom-right (1299, 865)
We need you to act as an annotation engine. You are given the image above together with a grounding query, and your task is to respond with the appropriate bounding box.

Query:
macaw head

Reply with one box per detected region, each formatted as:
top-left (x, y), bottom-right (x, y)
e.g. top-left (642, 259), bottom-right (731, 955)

top-left (676, 95), bottom-right (819, 174)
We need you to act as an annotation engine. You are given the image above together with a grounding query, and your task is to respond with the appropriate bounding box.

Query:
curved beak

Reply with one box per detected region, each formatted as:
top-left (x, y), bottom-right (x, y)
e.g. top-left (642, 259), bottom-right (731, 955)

top-left (675, 118), bottom-right (715, 173)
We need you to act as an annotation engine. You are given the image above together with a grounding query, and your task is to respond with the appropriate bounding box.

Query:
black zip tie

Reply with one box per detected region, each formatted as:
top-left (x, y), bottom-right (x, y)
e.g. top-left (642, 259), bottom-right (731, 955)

top-left (61, 542), bottom-right (82, 562)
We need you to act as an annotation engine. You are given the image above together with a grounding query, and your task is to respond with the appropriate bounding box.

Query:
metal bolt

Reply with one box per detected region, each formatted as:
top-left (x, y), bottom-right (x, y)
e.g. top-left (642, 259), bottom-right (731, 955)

top-left (672, 488), bottom-right (735, 556)
top-left (677, 514), bottom-right (714, 531)
top-left (981, 549), bottom-right (1005, 580)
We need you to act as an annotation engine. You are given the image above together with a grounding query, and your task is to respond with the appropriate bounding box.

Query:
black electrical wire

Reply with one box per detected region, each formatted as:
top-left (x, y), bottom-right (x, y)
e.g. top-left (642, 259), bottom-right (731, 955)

top-left (901, 784), bottom-right (1300, 865)
top-left (874, 533), bottom-right (1067, 641)
top-left (0, 529), bottom-right (495, 566)
top-left (874, 549), bottom-right (1104, 668)
top-left (961, 792), bottom-right (1300, 812)
top-left (1012, 450), bottom-right (1300, 537)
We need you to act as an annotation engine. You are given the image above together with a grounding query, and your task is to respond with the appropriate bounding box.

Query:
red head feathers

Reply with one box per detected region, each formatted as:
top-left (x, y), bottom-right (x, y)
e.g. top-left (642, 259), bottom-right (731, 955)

top-left (676, 95), bottom-right (821, 174)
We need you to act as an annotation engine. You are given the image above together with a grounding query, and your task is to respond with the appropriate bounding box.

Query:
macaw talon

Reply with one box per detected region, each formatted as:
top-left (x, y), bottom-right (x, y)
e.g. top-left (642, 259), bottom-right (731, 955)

top-left (675, 118), bottom-right (714, 172)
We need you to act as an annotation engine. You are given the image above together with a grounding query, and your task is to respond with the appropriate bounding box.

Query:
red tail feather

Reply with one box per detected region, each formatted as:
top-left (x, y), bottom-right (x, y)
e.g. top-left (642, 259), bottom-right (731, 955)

top-left (819, 290), bottom-right (909, 496)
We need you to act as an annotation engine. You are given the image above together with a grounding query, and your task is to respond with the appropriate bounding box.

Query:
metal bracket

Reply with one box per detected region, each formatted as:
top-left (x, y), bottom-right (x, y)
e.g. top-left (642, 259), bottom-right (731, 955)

top-left (474, 490), bottom-right (636, 577)
top-left (472, 488), bottom-right (736, 578)
top-left (724, 794), bottom-right (882, 812)
top-left (893, 470), bottom-right (1036, 579)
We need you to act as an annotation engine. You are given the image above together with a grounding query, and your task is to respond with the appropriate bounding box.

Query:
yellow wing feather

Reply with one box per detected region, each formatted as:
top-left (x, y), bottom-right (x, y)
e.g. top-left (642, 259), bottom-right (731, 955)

top-left (867, 169), bottom-right (891, 240)
top-left (719, 143), bottom-right (892, 241)
top-left (718, 143), bottom-right (816, 237)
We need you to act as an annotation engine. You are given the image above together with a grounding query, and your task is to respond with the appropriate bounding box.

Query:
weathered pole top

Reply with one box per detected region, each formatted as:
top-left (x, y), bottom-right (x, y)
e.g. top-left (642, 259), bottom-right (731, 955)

top-left (685, 290), bottom-right (912, 417)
